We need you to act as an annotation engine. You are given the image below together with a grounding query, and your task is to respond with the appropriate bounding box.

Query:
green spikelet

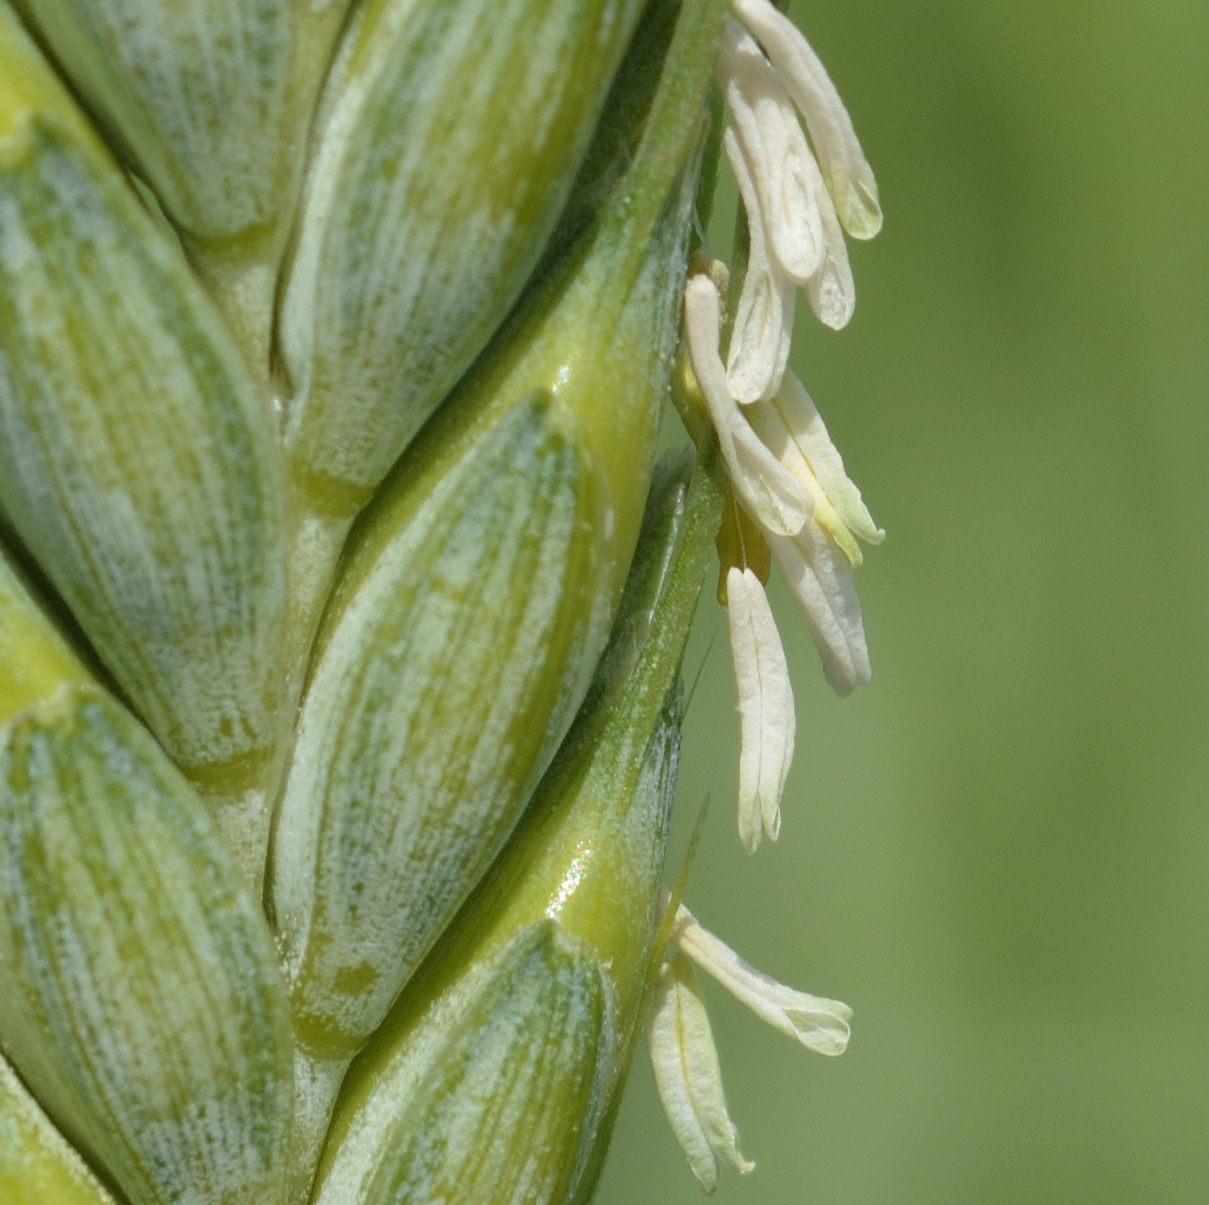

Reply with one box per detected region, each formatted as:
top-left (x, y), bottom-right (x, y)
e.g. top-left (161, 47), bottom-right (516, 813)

top-left (0, 7), bottom-right (288, 821)
top-left (278, 0), bottom-right (648, 517)
top-left (316, 923), bottom-right (612, 1205)
top-left (0, 686), bottom-right (295, 1205)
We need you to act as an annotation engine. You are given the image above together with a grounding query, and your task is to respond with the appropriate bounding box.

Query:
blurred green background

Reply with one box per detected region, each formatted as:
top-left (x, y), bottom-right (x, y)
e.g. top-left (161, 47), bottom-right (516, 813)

top-left (597, 0), bottom-right (1209, 1201)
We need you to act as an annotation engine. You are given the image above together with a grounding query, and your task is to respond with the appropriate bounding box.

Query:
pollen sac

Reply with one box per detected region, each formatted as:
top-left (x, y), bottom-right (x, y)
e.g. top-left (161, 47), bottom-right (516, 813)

top-left (1, 1053), bottom-right (119, 1205)
top-left (0, 10), bottom-right (288, 786)
top-left (0, 685), bottom-right (295, 1205)
top-left (308, 460), bottom-right (705, 1205)
top-left (277, 0), bottom-right (646, 513)
top-left (8, 0), bottom-right (347, 249)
